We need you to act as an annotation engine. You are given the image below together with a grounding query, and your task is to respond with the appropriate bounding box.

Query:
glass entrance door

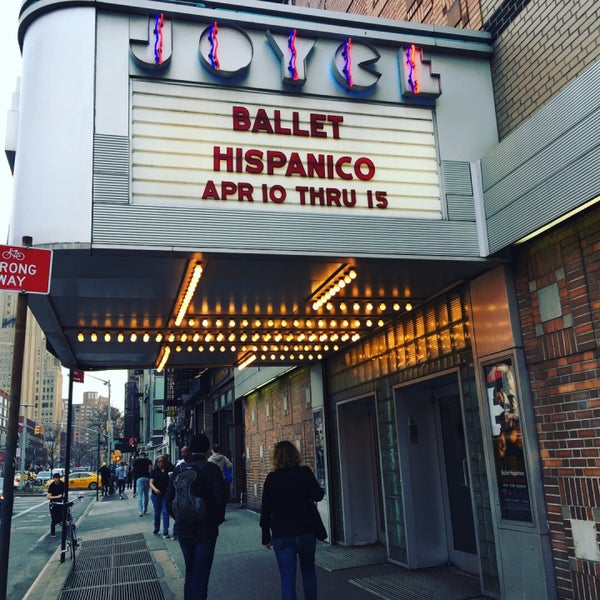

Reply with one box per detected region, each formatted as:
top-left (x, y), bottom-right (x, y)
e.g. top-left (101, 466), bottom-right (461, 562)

top-left (438, 394), bottom-right (477, 570)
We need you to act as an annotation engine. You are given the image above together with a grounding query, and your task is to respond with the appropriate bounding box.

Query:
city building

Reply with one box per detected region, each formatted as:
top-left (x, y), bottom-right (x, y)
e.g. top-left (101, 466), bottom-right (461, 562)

top-left (6, 1), bottom-right (599, 598)
top-left (0, 292), bottom-right (64, 426)
top-left (0, 291), bottom-right (63, 474)
top-left (73, 390), bottom-right (109, 445)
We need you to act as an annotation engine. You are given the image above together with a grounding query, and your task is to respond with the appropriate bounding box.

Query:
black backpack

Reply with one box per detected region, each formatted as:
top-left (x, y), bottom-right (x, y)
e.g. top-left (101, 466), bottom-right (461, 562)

top-left (172, 463), bottom-right (207, 524)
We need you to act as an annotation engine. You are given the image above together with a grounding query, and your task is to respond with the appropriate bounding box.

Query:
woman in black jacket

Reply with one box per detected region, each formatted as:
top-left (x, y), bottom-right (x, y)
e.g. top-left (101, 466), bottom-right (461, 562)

top-left (260, 440), bottom-right (325, 600)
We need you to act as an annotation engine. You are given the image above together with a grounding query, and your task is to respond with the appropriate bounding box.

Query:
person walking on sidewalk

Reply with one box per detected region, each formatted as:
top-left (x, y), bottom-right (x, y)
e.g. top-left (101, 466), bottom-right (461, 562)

top-left (260, 440), bottom-right (325, 600)
top-left (175, 445), bottom-right (192, 466)
top-left (207, 444), bottom-right (233, 476)
top-left (47, 472), bottom-right (66, 537)
top-left (115, 461), bottom-right (128, 499)
top-left (166, 434), bottom-right (227, 600)
top-left (99, 462), bottom-right (112, 497)
top-left (208, 444), bottom-right (233, 501)
top-left (132, 451), bottom-right (152, 516)
top-left (150, 456), bottom-right (171, 538)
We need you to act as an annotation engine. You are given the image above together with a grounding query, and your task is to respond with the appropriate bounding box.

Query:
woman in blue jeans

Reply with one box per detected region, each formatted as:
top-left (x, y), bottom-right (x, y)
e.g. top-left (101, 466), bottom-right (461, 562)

top-left (260, 441), bottom-right (325, 600)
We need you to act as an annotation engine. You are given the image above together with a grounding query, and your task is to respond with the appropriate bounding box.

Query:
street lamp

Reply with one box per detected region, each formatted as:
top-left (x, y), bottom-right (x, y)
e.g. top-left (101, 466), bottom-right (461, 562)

top-left (86, 375), bottom-right (112, 464)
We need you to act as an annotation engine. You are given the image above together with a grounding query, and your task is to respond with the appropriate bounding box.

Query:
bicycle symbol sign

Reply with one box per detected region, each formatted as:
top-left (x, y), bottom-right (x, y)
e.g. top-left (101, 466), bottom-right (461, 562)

top-left (0, 244), bottom-right (53, 294)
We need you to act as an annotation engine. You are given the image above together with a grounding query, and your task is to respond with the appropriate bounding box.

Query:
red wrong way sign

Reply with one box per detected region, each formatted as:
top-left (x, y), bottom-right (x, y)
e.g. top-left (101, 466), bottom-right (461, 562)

top-left (0, 245), bottom-right (53, 294)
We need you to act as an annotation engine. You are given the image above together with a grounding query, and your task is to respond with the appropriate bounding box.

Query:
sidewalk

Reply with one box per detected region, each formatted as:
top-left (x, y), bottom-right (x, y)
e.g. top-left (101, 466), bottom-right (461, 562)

top-left (24, 492), bottom-right (488, 599)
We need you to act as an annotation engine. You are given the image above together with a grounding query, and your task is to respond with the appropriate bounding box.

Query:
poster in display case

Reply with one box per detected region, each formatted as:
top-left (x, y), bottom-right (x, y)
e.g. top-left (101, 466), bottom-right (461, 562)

top-left (313, 408), bottom-right (326, 492)
top-left (484, 358), bottom-right (533, 522)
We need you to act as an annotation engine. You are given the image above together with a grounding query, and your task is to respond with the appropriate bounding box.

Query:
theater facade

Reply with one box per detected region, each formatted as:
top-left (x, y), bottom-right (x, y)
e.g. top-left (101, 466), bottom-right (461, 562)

top-left (9, 1), bottom-right (600, 598)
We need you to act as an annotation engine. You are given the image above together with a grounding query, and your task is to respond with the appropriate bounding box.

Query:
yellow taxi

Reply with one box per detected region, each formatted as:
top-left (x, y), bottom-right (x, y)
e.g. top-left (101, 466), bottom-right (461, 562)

top-left (44, 471), bottom-right (100, 490)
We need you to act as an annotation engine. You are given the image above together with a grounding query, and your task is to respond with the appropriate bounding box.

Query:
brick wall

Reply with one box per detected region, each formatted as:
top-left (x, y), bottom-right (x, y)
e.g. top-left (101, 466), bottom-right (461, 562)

top-left (243, 367), bottom-right (317, 511)
top-left (513, 205), bottom-right (600, 600)
top-left (489, 0), bottom-right (600, 139)
top-left (295, 1), bottom-right (599, 143)
top-left (296, 0), bottom-right (483, 30)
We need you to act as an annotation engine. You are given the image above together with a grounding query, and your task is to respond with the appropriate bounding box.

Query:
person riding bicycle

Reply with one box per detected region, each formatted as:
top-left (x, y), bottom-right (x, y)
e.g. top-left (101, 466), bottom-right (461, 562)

top-left (47, 472), bottom-right (65, 537)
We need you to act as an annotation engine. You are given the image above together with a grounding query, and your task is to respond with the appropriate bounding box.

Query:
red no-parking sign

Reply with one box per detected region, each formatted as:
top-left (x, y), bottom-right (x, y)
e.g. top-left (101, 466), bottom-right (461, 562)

top-left (0, 245), bottom-right (53, 294)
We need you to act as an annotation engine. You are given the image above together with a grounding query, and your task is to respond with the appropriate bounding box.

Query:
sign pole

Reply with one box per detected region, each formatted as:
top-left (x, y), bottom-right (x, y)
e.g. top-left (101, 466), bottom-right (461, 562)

top-left (0, 236), bottom-right (32, 600)
top-left (60, 371), bottom-right (75, 562)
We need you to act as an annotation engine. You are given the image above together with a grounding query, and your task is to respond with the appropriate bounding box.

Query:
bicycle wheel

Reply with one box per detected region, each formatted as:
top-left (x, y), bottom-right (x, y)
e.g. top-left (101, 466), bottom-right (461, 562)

top-left (67, 523), bottom-right (77, 564)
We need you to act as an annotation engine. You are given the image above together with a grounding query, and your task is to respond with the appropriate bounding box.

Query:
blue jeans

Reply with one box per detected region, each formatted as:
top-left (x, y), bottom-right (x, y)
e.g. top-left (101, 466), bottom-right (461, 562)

top-left (151, 493), bottom-right (169, 534)
top-left (136, 477), bottom-right (150, 514)
top-left (178, 535), bottom-right (217, 600)
top-left (272, 532), bottom-right (317, 600)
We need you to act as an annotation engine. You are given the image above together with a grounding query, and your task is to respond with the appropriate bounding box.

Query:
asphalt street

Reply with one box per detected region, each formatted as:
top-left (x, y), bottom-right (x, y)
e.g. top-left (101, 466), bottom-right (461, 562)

top-left (3, 489), bottom-right (94, 598)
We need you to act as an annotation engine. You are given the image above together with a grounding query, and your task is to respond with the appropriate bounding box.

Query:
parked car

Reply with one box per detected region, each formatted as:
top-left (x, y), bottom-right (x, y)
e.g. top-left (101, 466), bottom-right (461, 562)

top-left (44, 471), bottom-right (100, 490)
top-left (34, 471), bottom-right (52, 486)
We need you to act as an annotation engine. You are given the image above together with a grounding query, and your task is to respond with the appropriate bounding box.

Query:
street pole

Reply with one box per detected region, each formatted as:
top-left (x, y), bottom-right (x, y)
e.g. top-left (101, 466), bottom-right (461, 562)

top-left (96, 430), bottom-right (100, 502)
top-left (60, 370), bottom-right (75, 563)
top-left (86, 375), bottom-right (112, 465)
top-left (0, 236), bottom-right (30, 600)
top-left (107, 381), bottom-right (112, 465)
top-left (19, 404), bottom-right (33, 488)
top-left (20, 406), bottom-right (28, 486)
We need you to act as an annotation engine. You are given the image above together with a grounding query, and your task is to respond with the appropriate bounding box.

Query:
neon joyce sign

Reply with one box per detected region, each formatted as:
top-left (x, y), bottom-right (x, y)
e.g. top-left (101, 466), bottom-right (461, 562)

top-left (131, 17), bottom-right (441, 99)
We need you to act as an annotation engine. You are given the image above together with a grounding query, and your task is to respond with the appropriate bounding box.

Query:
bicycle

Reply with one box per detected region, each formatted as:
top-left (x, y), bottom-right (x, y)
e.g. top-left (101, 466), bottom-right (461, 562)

top-left (52, 495), bottom-right (83, 563)
top-left (1, 248), bottom-right (25, 260)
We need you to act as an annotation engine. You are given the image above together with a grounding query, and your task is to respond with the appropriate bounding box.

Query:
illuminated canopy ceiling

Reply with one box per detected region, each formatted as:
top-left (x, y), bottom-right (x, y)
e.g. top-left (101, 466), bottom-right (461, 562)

top-left (27, 248), bottom-right (501, 372)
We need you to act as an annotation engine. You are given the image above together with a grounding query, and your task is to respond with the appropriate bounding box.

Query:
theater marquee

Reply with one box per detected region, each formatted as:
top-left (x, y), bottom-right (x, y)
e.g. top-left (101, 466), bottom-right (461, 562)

top-left (132, 82), bottom-right (441, 219)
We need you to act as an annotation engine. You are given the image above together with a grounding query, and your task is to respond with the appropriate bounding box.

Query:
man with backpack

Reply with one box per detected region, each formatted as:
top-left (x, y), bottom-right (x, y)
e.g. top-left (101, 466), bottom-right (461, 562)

top-left (166, 433), bottom-right (227, 600)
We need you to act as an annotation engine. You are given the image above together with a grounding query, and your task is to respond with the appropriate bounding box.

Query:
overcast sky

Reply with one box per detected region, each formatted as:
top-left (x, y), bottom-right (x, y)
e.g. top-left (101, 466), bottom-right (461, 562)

top-left (0, 2), bottom-right (20, 244)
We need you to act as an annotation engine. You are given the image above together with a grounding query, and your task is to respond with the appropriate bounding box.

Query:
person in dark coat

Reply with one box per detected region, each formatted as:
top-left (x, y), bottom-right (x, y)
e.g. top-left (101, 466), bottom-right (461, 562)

top-left (260, 440), bottom-right (325, 600)
top-left (99, 462), bottom-right (111, 496)
top-left (166, 433), bottom-right (227, 600)
top-left (46, 473), bottom-right (65, 537)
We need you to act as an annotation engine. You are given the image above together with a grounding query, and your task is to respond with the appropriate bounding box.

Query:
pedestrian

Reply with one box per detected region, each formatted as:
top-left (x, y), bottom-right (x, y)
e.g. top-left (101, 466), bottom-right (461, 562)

top-left (127, 458), bottom-right (134, 491)
top-left (166, 434), bottom-right (227, 600)
top-left (132, 451), bottom-right (153, 516)
top-left (150, 456), bottom-right (171, 538)
top-left (99, 462), bottom-right (111, 497)
top-left (175, 445), bottom-right (192, 467)
top-left (260, 440), bottom-right (325, 600)
top-left (46, 472), bottom-right (65, 537)
top-left (115, 461), bottom-right (128, 498)
top-left (207, 444), bottom-right (233, 477)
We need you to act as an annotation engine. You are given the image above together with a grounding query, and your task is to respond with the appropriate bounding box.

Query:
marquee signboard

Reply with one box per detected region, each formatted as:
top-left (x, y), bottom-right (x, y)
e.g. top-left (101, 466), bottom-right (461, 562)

top-left (0, 245), bottom-right (53, 294)
top-left (132, 83), bottom-right (441, 219)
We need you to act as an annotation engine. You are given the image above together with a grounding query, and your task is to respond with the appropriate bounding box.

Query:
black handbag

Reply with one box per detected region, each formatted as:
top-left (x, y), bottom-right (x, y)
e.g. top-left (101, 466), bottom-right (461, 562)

top-left (309, 502), bottom-right (328, 541)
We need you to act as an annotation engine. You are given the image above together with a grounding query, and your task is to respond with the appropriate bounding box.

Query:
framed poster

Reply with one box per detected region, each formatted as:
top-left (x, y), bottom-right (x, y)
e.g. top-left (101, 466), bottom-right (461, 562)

top-left (313, 408), bottom-right (326, 492)
top-left (484, 358), bottom-right (533, 522)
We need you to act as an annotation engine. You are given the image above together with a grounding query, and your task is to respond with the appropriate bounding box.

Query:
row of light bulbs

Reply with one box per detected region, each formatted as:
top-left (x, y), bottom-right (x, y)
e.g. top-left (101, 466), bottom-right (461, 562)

top-left (311, 268), bottom-right (358, 310)
top-left (155, 342), bottom-right (337, 371)
top-left (163, 342), bottom-right (343, 353)
top-left (77, 330), bottom-right (361, 344)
